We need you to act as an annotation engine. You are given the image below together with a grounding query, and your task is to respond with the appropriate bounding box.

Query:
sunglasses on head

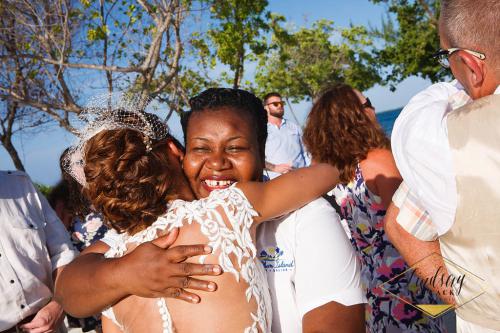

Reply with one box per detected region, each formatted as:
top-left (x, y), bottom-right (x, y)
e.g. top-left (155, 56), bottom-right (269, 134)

top-left (362, 97), bottom-right (373, 109)
top-left (266, 101), bottom-right (285, 107)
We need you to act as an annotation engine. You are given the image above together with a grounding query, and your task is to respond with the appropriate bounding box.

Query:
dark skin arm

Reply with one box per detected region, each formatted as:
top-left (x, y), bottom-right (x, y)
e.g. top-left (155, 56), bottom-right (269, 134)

top-left (384, 202), bottom-right (455, 305)
top-left (55, 229), bottom-right (223, 318)
top-left (239, 163), bottom-right (340, 224)
top-left (303, 302), bottom-right (365, 333)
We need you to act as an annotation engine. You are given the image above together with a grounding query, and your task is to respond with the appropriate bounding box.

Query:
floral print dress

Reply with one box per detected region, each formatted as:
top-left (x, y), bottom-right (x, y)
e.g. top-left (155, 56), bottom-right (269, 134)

top-left (67, 211), bottom-right (108, 332)
top-left (70, 211), bottom-right (108, 252)
top-left (330, 165), bottom-right (446, 333)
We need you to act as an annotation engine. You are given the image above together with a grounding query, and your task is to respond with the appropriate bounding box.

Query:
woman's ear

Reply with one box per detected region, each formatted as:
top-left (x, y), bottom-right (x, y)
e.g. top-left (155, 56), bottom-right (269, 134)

top-left (167, 140), bottom-right (185, 160)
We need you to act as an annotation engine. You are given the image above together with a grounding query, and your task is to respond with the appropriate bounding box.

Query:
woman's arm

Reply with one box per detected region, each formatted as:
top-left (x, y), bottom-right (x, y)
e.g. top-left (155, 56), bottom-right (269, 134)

top-left (361, 148), bottom-right (402, 209)
top-left (237, 163), bottom-right (339, 224)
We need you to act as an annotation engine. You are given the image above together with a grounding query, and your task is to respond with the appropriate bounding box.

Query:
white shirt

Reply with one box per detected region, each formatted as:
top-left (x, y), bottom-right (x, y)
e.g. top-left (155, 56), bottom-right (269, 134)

top-left (256, 198), bottom-right (365, 333)
top-left (391, 81), bottom-right (463, 236)
top-left (392, 82), bottom-right (500, 236)
top-left (0, 171), bottom-right (77, 330)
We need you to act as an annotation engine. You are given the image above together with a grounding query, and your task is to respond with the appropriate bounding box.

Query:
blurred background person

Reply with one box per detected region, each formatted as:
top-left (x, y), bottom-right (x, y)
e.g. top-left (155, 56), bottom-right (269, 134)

top-left (49, 148), bottom-right (108, 252)
top-left (263, 92), bottom-right (310, 179)
top-left (48, 149), bottom-right (108, 332)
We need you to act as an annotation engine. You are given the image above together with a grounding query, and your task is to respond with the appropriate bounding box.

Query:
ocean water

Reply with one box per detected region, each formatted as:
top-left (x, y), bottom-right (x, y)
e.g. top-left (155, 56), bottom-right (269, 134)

top-left (376, 107), bottom-right (403, 136)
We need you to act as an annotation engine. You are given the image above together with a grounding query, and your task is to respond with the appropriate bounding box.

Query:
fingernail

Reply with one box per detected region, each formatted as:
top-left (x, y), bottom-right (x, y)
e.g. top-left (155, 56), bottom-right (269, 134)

top-left (204, 246), bottom-right (212, 253)
top-left (208, 282), bottom-right (216, 291)
top-left (213, 266), bottom-right (221, 274)
top-left (191, 296), bottom-right (200, 303)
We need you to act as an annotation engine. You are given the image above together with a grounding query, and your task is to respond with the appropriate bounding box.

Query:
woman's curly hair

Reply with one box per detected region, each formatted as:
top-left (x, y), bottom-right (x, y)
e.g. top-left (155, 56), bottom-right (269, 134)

top-left (83, 129), bottom-right (177, 235)
top-left (303, 83), bottom-right (390, 184)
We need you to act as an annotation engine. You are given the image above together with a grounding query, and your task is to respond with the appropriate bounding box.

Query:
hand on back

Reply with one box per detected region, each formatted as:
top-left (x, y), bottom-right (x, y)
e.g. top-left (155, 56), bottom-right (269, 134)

top-left (87, 229), bottom-right (223, 303)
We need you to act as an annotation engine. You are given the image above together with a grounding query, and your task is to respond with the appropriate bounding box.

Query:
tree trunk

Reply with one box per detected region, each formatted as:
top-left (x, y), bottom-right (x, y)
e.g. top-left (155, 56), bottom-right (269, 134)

top-left (1, 136), bottom-right (25, 171)
top-left (233, 65), bottom-right (241, 89)
top-left (233, 48), bottom-right (245, 89)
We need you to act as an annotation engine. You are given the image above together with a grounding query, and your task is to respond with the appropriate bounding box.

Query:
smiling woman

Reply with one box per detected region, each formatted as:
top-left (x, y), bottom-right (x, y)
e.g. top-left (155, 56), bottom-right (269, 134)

top-left (57, 89), bottom-right (344, 333)
top-left (181, 88), bottom-right (268, 199)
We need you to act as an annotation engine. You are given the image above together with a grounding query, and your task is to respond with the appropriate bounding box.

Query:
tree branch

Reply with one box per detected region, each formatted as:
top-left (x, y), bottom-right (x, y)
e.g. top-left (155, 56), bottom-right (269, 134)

top-left (0, 54), bottom-right (144, 73)
top-left (152, 3), bottom-right (183, 95)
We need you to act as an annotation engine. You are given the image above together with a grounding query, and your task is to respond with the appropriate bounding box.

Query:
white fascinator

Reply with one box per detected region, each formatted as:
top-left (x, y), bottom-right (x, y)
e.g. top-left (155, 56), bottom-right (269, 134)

top-left (63, 92), bottom-right (170, 187)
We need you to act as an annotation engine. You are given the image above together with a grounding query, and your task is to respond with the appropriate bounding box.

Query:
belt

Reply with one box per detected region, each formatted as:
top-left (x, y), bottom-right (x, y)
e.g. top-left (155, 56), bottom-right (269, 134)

top-left (1, 314), bottom-right (36, 333)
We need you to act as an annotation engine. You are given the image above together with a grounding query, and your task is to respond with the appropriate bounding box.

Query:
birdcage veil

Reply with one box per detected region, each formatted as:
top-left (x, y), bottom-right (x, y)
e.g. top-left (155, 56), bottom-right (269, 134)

top-left (63, 92), bottom-right (170, 187)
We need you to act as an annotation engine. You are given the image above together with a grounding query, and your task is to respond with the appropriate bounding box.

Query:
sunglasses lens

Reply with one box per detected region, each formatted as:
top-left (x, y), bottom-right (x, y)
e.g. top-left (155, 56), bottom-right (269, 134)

top-left (272, 102), bottom-right (283, 107)
top-left (438, 55), bottom-right (450, 68)
top-left (362, 98), bottom-right (372, 109)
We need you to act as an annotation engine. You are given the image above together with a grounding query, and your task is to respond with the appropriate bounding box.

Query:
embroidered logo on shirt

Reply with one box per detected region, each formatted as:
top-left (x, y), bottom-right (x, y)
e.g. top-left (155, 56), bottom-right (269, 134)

top-left (258, 246), bottom-right (294, 272)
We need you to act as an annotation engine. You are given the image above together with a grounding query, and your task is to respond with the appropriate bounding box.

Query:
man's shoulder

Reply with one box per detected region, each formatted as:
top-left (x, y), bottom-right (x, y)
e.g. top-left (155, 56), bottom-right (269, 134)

top-left (0, 170), bottom-right (29, 177)
top-left (397, 80), bottom-right (461, 121)
top-left (0, 170), bottom-right (31, 187)
top-left (454, 93), bottom-right (500, 114)
top-left (408, 80), bottom-right (462, 104)
top-left (392, 81), bottom-right (461, 147)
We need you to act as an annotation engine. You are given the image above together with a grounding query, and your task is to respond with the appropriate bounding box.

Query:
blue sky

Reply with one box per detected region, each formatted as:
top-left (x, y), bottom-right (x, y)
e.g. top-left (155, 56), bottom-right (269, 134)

top-left (0, 0), bottom-right (435, 185)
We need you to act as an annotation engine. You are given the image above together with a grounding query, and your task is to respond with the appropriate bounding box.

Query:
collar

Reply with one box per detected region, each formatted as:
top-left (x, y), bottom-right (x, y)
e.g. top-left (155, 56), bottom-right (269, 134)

top-left (268, 118), bottom-right (287, 128)
top-left (447, 83), bottom-right (500, 110)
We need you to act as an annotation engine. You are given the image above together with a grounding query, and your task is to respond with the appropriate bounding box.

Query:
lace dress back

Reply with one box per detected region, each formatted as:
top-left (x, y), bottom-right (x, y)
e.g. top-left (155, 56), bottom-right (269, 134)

top-left (102, 186), bottom-right (272, 333)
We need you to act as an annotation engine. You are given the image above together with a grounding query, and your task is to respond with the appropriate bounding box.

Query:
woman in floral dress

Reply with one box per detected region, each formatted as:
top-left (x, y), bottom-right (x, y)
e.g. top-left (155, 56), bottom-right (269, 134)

top-left (303, 83), bottom-right (446, 332)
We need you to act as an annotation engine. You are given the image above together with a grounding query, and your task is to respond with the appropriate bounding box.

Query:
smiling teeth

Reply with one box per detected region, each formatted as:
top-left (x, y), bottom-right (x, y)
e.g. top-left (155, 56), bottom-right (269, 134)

top-left (204, 180), bottom-right (234, 187)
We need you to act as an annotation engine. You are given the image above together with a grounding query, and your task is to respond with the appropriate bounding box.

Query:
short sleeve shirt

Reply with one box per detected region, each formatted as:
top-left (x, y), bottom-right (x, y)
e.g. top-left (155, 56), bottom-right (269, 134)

top-left (256, 198), bottom-right (365, 333)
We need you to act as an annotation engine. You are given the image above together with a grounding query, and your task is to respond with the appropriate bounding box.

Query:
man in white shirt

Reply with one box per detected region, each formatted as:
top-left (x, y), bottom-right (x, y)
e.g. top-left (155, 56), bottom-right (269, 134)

top-left (0, 170), bottom-right (77, 333)
top-left (385, 0), bottom-right (500, 331)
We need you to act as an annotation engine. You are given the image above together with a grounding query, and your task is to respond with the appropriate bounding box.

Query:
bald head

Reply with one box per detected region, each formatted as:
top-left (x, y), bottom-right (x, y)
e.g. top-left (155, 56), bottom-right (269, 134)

top-left (440, 0), bottom-right (499, 64)
top-left (439, 0), bottom-right (499, 98)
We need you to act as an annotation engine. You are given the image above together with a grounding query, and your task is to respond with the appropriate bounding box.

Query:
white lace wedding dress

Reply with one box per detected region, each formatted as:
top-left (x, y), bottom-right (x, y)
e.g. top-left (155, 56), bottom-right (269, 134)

top-left (102, 186), bottom-right (272, 333)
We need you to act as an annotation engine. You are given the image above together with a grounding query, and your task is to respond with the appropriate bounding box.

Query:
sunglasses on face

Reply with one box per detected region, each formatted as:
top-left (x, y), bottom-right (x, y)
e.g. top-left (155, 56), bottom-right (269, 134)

top-left (362, 97), bottom-right (373, 109)
top-left (266, 101), bottom-right (285, 108)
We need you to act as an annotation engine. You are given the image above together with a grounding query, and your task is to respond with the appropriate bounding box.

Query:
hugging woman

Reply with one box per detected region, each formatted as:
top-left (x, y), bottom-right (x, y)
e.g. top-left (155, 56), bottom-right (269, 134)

top-left (55, 89), bottom-right (362, 332)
